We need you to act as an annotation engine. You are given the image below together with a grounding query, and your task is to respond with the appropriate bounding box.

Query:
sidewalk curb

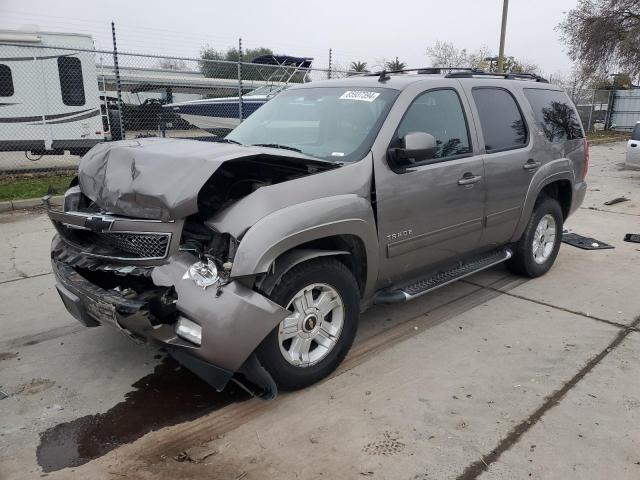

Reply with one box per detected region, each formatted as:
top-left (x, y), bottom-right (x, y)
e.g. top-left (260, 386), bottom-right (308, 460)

top-left (0, 195), bottom-right (64, 213)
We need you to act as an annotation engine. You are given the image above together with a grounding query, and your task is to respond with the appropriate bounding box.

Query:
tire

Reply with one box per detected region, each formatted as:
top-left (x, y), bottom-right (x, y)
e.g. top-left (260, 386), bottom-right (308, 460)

top-left (507, 196), bottom-right (563, 278)
top-left (108, 109), bottom-right (122, 141)
top-left (256, 258), bottom-right (359, 391)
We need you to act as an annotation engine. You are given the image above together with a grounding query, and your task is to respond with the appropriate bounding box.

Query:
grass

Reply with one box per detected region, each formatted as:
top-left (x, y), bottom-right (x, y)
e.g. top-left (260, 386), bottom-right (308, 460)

top-left (587, 130), bottom-right (630, 144)
top-left (0, 173), bottom-right (75, 202)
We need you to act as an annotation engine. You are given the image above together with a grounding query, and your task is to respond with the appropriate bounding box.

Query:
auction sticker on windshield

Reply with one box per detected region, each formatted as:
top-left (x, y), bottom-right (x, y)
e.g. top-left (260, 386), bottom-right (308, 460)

top-left (339, 91), bottom-right (380, 102)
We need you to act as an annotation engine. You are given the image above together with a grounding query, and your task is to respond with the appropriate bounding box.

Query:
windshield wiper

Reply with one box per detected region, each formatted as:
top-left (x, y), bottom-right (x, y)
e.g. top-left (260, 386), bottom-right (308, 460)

top-left (211, 137), bottom-right (242, 145)
top-left (250, 143), bottom-right (302, 153)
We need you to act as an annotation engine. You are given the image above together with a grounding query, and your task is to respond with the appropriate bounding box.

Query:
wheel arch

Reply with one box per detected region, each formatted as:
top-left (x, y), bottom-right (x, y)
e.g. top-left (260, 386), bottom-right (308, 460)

top-left (510, 165), bottom-right (574, 243)
top-left (231, 195), bottom-right (379, 299)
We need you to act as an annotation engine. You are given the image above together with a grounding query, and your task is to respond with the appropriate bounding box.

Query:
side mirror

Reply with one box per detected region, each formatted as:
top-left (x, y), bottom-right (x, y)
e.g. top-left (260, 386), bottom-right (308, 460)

top-left (388, 132), bottom-right (438, 172)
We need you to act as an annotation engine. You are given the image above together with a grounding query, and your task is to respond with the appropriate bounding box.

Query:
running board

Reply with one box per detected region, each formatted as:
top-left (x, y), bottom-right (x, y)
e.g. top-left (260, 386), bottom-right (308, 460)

top-left (374, 248), bottom-right (513, 304)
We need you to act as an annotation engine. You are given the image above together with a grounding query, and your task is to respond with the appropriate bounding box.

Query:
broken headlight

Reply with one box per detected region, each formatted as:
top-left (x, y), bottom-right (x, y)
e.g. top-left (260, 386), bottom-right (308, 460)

top-left (182, 257), bottom-right (219, 289)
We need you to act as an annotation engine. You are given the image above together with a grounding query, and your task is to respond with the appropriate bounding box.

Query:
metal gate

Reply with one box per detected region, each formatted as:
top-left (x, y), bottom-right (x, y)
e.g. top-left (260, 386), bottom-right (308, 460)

top-left (611, 90), bottom-right (640, 131)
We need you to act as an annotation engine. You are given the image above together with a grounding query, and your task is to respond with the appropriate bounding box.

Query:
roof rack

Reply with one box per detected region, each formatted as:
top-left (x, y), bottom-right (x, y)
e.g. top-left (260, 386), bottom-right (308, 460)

top-left (445, 71), bottom-right (549, 83)
top-left (365, 67), bottom-right (479, 82)
top-left (362, 67), bottom-right (548, 83)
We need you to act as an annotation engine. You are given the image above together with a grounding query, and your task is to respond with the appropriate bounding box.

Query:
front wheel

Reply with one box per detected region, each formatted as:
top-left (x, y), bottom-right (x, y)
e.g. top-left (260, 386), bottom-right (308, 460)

top-left (507, 197), bottom-right (563, 278)
top-left (256, 258), bottom-right (359, 390)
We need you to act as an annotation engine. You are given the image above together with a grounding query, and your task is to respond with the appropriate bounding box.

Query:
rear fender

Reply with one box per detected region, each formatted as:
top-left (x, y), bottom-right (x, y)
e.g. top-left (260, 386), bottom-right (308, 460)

top-left (510, 159), bottom-right (574, 242)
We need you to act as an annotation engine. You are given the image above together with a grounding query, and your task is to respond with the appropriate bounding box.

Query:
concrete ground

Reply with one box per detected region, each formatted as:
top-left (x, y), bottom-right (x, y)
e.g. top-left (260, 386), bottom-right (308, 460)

top-left (1, 142), bottom-right (639, 480)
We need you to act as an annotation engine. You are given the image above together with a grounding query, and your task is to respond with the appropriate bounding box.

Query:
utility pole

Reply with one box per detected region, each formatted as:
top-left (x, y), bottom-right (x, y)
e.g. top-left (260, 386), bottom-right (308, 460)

top-left (497, 0), bottom-right (509, 73)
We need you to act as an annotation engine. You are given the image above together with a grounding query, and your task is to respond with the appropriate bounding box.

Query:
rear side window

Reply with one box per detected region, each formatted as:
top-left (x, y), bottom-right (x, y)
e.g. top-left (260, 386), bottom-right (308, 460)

top-left (57, 57), bottom-right (85, 106)
top-left (0, 64), bottom-right (14, 97)
top-left (396, 89), bottom-right (471, 160)
top-left (631, 124), bottom-right (640, 141)
top-left (472, 88), bottom-right (527, 152)
top-left (524, 88), bottom-right (583, 142)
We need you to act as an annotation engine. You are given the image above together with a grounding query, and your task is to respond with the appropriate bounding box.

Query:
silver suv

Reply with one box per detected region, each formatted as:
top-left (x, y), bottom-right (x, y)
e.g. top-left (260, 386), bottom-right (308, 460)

top-left (47, 70), bottom-right (588, 398)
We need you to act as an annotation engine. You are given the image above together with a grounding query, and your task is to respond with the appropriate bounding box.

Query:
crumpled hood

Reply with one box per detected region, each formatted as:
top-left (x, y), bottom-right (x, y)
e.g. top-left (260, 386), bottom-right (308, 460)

top-left (78, 138), bottom-right (319, 221)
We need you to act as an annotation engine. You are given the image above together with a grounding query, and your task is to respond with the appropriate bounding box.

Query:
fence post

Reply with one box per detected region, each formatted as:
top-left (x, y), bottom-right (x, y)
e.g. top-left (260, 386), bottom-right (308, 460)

top-left (604, 89), bottom-right (615, 130)
top-left (587, 89), bottom-right (596, 133)
top-left (238, 37), bottom-right (243, 124)
top-left (111, 21), bottom-right (125, 141)
top-left (328, 48), bottom-right (332, 80)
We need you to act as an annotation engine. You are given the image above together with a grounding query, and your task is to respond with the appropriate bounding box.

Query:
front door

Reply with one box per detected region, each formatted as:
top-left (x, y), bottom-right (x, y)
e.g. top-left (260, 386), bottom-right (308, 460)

top-left (374, 87), bottom-right (486, 286)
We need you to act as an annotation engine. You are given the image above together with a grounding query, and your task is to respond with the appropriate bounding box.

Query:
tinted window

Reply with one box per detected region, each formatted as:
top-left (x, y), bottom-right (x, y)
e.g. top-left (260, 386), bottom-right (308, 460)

top-left (472, 88), bottom-right (527, 152)
top-left (396, 89), bottom-right (471, 159)
top-left (0, 65), bottom-right (14, 97)
top-left (57, 57), bottom-right (85, 106)
top-left (631, 124), bottom-right (640, 141)
top-left (227, 87), bottom-right (398, 163)
top-left (524, 88), bottom-right (583, 142)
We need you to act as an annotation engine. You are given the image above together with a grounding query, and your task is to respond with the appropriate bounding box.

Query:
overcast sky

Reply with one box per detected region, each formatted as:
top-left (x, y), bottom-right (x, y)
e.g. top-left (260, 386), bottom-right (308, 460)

top-left (1, 0), bottom-right (577, 75)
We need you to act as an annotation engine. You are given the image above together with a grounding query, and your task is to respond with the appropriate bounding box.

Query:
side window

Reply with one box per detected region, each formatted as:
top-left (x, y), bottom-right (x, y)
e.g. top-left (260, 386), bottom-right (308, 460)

top-left (57, 57), bottom-right (85, 106)
top-left (524, 88), bottom-right (583, 142)
top-left (0, 64), bottom-right (14, 97)
top-left (397, 89), bottom-right (471, 160)
top-left (472, 88), bottom-right (527, 152)
top-left (632, 123), bottom-right (640, 141)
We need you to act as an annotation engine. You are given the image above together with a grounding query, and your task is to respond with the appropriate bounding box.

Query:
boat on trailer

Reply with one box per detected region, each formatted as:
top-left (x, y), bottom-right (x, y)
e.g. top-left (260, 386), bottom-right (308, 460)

top-left (164, 55), bottom-right (313, 132)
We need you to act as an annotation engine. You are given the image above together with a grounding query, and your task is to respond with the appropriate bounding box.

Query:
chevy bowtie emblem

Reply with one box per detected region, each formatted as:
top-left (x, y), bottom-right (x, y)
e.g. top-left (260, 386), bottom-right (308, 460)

top-left (84, 216), bottom-right (113, 232)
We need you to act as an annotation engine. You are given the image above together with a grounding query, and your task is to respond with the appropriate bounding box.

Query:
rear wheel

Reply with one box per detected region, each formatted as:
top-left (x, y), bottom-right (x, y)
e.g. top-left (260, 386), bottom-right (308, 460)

top-left (256, 258), bottom-right (359, 390)
top-left (507, 197), bottom-right (563, 278)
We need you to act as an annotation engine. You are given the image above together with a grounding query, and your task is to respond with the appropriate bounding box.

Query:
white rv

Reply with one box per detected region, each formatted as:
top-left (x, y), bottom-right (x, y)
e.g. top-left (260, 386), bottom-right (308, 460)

top-left (0, 30), bottom-right (104, 156)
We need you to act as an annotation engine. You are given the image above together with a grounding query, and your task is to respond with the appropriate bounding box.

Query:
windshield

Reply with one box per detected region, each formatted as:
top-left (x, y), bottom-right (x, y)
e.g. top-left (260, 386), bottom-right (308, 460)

top-left (227, 86), bottom-right (398, 162)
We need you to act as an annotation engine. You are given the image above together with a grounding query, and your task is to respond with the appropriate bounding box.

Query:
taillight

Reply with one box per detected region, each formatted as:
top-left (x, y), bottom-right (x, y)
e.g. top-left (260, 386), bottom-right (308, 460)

top-left (582, 138), bottom-right (589, 180)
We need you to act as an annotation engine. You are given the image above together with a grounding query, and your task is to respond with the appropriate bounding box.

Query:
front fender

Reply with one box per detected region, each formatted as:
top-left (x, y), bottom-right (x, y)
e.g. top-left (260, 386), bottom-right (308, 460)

top-left (510, 158), bottom-right (574, 242)
top-left (231, 195), bottom-right (379, 297)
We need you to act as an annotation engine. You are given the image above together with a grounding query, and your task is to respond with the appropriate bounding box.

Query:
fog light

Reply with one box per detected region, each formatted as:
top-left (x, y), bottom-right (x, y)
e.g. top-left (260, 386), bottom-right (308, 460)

top-left (182, 258), bottom-right (219, 289)
top-left (175, 317), bottom-right (202, 346)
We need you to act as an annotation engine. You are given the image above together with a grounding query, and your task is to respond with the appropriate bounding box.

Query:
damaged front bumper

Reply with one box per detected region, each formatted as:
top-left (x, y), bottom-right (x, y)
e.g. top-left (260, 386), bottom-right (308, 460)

top-left (51, 235), bottom-right (288, 398)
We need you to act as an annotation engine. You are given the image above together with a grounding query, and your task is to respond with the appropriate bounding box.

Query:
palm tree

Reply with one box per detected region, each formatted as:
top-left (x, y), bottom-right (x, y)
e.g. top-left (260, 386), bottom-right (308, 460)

top-left (349, 61), bottom-right (369, 73)
top-left (384, 57), bottom-right (407, 72)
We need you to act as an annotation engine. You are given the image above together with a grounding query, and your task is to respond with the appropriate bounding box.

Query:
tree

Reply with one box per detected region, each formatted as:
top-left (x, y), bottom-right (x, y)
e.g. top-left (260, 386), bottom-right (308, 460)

top-left (156, 58), bottom-right (188, 71)
top-left (349, 61), bottom-right (369, 73)
top-left (384, 57), bottom-right (407, 72)
top-left (426, 41), bottom-right (470, 68)
top-left (558, 0), bottom-right (640, 80)
top-left (425, 41), bottom-right (538, 73)
top-left (499, 56), bottom-right (539, 74)
top-left (199, 45), bottom-right (275, 79)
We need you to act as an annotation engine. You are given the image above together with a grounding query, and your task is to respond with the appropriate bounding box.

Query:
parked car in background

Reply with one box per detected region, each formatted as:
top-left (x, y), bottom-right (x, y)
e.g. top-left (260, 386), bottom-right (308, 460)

top-left (626, 122), bottom-right (640, 168)
top-left (47, 69), bottom-right (588, 399)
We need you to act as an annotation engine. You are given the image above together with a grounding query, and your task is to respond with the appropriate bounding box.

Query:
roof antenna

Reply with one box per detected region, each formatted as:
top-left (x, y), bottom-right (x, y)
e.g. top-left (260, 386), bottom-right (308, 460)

top-left (378, 69), bottom-right (390, 82)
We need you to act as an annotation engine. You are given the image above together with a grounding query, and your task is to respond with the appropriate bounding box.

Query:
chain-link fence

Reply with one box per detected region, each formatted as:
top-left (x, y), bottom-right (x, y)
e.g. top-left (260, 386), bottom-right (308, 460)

top-left (569, 88), bottom-right (640, 133)
top-left (0, 40), bottom-right (349, 173)
top-left (569, 89), bottom-right (613, 133)
top-left (2, 36), bottom-right (639, 175)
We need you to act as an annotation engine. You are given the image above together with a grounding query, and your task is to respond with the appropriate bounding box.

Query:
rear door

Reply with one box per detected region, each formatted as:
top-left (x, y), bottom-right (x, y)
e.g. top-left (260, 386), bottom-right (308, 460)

top-left (463, 85), bottom-right (533, 246)
top-left (373, 86), bottom-right (486, 285)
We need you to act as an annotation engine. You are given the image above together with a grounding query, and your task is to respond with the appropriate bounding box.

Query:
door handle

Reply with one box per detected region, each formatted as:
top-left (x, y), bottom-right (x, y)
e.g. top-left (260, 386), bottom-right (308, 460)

top-left (523, 159), bottom-right (541, 170)
top-left (457, 174), bottom-right (482, 186)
